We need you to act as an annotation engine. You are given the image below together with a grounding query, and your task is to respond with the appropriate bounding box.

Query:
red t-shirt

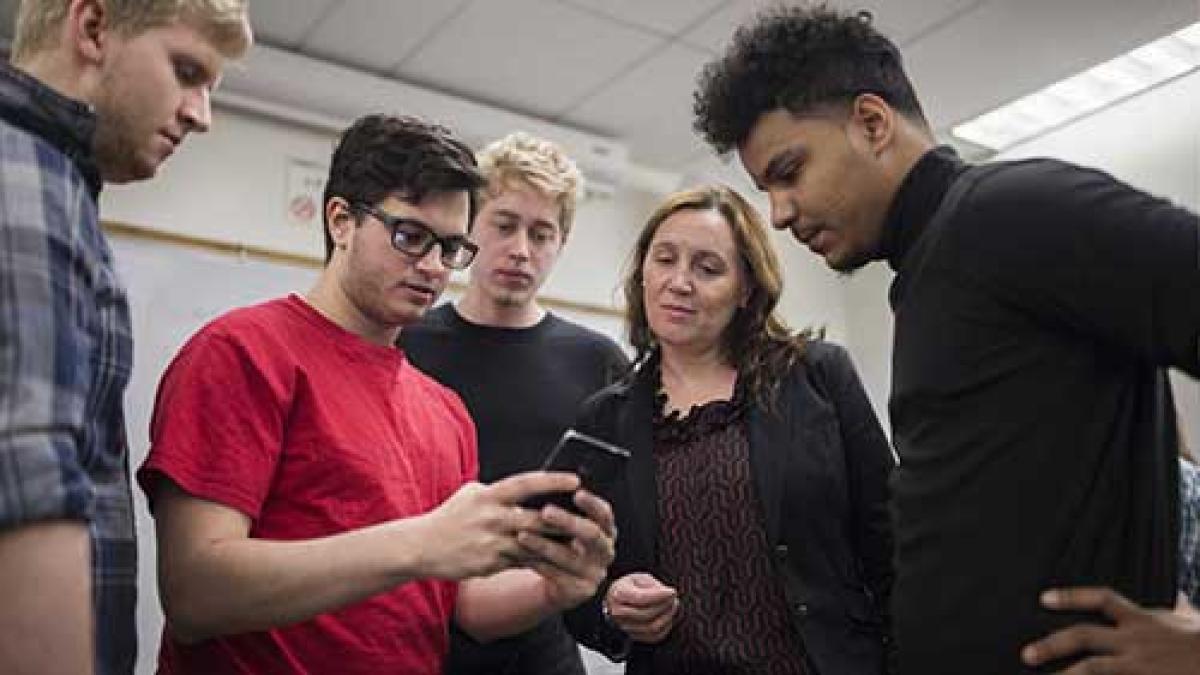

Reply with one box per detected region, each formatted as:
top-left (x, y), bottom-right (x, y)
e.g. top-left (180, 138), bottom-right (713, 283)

top-left (138, 295), bottom-right (478, 675)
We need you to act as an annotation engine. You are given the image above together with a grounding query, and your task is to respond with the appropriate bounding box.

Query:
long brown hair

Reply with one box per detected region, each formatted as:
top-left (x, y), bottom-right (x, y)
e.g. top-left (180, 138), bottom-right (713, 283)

top-left (623, 185), bottom-right (814, 409)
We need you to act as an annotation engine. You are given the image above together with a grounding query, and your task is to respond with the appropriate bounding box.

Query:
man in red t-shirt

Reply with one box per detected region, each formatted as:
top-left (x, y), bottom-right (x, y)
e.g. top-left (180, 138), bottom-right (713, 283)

top-left (137, 114), bottom-right (616, 675)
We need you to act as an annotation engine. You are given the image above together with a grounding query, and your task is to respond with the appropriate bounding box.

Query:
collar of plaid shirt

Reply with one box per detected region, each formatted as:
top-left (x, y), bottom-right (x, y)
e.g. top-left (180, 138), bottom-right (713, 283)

top-left (0, 62), bottom-right (101, 197)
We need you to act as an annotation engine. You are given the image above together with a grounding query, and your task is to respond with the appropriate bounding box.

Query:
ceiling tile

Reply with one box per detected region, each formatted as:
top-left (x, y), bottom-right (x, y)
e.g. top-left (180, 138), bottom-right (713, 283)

top-left (559, 0), bottom-right (727, 36)
top-left (905, 0), bottom-right (1200, 131)
top-left (859, 0), bottom-right (984, 45)
top-left (563, 42), bottom-right (714, 167)
top-left (681, 0), bottom-right (982, 52)
top-left (156, 0), bottom-right (1200, 178)
top-left (302, 0), bottom-right (470, 73)
top-left (680, 0), bottom-right (777, 52)
top-left (396, 0), bottom-right (661, 119)
top-left (249, 0), bottom-right (338, 48)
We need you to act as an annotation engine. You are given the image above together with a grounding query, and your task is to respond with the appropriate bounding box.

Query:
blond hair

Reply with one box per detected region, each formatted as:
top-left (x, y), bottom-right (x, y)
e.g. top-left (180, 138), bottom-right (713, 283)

top-left (475, 131), bottom-right (584, 239)
top-left (12, 0), bottom-right (252, 62)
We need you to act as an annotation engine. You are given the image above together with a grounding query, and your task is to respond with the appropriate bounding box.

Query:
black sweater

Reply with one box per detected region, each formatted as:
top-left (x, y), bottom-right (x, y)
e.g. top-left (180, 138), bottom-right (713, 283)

top-left (882, 148), bottom-right (1200, 674)
top-left (401, 304), bottom-right (630, 483)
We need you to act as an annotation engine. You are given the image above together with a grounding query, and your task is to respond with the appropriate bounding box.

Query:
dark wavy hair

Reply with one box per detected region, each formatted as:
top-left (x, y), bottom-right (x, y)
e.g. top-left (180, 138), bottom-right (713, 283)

top-left (624, 185), bottom-right (814, 410)
top-left (321, 114), bottom-right (484, 262)
top-left (694, 3), bottom-right (927, 154)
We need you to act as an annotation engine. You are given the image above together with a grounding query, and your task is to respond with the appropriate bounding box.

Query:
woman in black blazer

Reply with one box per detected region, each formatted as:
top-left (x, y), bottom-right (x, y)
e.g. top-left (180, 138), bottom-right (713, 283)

top-left (565, 185), bottom-right (895, 674)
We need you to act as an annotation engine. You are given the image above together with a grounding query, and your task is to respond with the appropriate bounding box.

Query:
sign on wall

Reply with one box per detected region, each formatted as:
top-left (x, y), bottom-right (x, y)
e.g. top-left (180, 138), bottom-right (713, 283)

top-left (285, 158), bottom-right (328, 229)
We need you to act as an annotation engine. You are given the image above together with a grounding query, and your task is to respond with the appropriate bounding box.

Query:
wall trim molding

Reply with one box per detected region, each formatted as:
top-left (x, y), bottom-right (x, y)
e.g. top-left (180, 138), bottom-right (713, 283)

top-left (102, 220), bottom-right (624, 321)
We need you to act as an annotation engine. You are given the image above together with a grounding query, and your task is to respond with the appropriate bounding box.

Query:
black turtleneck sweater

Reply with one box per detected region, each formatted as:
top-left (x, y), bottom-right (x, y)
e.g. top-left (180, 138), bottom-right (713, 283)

top-left (880, 147), bottom-right (1200, 674)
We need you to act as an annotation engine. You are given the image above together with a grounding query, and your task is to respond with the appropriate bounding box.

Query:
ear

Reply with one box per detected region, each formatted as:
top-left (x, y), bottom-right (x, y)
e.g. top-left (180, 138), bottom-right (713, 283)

top-left (325, 197), bottom-right (357, 250)
top-left (66, 0), bottom-right (108, 65)
top-left (850, 93), bottom-right (896, 156)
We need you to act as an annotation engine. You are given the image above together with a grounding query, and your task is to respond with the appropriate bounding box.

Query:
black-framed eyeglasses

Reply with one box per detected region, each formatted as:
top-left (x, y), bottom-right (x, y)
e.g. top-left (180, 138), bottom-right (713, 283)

top-left (352, 203), bottom-right (478, 270)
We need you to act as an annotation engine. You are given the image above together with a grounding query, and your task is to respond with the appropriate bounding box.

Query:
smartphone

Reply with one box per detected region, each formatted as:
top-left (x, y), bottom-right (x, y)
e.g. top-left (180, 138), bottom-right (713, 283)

top-left (522, 429), bottom-right (630, 540)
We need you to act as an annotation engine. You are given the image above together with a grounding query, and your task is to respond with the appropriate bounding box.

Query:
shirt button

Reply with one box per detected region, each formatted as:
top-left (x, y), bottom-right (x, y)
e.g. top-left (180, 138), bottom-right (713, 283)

top-left (774, 544), bottom-right (789, 561)
top-left (792, 602), bottom-right (810, 618)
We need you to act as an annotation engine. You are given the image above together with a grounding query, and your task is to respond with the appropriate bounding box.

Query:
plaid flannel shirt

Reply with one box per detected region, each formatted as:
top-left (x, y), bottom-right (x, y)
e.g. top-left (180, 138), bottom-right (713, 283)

top-left (0, 62), bottom-right (136, 675)
top-left (1181, 458), bottom-right (1200, 606)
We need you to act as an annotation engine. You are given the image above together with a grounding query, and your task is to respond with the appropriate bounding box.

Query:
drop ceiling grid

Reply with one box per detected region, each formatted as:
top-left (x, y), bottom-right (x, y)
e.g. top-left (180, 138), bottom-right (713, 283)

top-left (300, 0), bottom-right (472, 74)
top-left (392, 0), bottom-right (666, 121)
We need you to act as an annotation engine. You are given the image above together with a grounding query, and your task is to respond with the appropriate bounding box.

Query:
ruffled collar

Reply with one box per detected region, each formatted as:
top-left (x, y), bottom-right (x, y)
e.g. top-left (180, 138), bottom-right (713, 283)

top-left (0, 62), bottom-right (101, 197)
top-left (652, 370), bottom-right (749, 445)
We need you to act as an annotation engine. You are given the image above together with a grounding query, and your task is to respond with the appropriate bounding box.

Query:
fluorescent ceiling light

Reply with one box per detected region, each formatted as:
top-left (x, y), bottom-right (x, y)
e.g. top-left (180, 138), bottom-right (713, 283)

top-left (952, 21), bottom-right (1200, 152)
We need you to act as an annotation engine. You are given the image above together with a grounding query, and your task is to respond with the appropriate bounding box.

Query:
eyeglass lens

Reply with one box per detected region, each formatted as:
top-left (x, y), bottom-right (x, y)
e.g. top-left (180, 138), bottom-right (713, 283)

top-left (390, 220), bottom-right (474, 269)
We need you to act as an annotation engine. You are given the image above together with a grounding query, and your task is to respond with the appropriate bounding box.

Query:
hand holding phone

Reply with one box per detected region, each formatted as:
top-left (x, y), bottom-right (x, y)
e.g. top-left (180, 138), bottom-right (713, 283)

top-left (523, 429), bottom-right (629, 542)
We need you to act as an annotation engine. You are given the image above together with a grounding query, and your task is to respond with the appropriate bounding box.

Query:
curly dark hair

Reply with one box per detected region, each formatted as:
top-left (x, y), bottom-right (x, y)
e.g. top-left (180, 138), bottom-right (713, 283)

top-left (694, 3), bottom-right (927, 154)
top-left (624, 185), bottom-right (814, 411)
top-left (321, 114), bottom-right (484, 262)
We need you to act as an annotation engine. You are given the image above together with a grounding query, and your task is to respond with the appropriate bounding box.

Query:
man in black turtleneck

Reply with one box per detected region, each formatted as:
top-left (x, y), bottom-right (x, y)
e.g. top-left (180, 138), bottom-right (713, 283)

top-left (693, 5), bottom-right (1200, 675)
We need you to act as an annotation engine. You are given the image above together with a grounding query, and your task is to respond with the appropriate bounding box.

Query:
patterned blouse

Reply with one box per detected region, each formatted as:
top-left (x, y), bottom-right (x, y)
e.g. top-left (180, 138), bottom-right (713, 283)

top-left (650, 385), bottom-right (812, 674)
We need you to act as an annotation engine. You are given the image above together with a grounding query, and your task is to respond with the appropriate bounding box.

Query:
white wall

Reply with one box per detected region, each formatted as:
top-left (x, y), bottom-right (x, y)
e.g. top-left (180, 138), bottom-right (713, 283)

top-left (842, 264), bottom-right (896, 432)
top-left (841, 67), bottom-right (1200, 445)
top-left (103, 111), bottom-right (330, 259)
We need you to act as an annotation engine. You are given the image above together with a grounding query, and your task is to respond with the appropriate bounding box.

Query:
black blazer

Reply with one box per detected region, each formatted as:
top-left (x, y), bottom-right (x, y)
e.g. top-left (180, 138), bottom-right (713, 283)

top-left (565, 341), bottom-right (895, 675)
